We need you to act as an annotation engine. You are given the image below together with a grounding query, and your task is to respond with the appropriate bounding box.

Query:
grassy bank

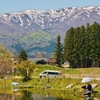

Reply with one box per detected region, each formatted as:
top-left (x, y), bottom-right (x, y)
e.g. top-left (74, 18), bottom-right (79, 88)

top-left (0, 65), bottom-right (100, 99)
top-left (0, 77), bottom-right (100, 99)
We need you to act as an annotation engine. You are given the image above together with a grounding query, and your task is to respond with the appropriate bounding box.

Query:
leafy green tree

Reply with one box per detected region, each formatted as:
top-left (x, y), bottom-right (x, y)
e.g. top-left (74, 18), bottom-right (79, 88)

top-left (0, 44), bottom-right (13, 78)
top-left (54, 35), bottom-right (63, 67)
top-left (18, 49), bottom-right (28, 63)
top-left (17, 60), bottom-right (35, 81)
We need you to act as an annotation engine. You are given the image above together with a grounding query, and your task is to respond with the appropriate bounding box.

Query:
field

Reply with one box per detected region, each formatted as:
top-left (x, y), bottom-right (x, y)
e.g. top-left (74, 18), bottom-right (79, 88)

top-left (17, 65), bottom-right (100, 93)
top-left (33, 65), bottom-right (100, 78)
top-left (0, 65), bottom-right (100, 99)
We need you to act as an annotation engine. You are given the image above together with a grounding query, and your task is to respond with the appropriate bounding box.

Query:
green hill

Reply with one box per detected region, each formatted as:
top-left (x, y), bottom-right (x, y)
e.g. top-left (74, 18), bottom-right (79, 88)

top-left (12, 30), bottom-right (57, 57)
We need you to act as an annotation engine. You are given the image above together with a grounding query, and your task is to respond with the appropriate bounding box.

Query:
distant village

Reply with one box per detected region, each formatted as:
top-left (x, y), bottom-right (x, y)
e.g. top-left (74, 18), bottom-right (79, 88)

top-left (28, 53), bottom-right (69, 68)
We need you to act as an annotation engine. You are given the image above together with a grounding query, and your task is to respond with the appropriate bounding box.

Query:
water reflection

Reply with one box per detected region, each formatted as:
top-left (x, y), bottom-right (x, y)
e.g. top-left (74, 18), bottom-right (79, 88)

top-left (83, 95), bottom-right (94, 100)
top-left (21, 90), bottom-right (32, 100)
top-left (0, 90), bottom-right (69, 100)
top-left (0, 93), bottom-right (11, 100)
top-left (0, 89), bottom-right (99, 100)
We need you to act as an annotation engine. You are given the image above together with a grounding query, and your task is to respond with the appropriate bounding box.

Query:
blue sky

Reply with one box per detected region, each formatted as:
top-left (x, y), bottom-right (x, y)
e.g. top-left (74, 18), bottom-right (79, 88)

top-left (0, 0), bottom-right (100, 13)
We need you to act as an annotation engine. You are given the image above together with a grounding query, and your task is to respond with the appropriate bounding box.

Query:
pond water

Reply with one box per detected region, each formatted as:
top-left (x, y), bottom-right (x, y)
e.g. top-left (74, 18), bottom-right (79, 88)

top-left (0, 89), bottom-right (100, 100)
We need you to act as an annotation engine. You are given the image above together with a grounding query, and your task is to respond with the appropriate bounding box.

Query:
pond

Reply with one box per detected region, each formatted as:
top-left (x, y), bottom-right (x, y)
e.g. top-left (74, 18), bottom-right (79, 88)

top-left (0, 88), bottom-right (100, 100)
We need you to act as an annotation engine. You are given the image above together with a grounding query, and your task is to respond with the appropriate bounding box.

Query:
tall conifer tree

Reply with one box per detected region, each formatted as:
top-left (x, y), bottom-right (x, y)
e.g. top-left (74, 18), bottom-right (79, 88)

top-left (55, 35), bottom-right (62, 67)
top-left (18, 49), bottom-right (28, 63)
top-left (64, 27), bottom-right (75, 67)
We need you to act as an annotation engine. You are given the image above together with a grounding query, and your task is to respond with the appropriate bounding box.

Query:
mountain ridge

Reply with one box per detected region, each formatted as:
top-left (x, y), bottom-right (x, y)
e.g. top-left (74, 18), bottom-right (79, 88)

top-left (0, 6), bottom-right (100, 57)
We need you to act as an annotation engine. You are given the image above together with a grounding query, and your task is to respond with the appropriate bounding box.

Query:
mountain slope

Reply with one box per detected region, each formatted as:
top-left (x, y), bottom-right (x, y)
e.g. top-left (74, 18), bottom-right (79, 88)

top-left (0, 6), bottom-right (100, 57)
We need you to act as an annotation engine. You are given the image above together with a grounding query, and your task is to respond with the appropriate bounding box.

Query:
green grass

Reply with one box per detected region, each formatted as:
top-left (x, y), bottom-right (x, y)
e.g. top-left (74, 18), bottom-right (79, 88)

top-left (0, 65), bottom-right (100, 99)
top-left (0, 77), bottom-right (99, 99)
top-left (19, 31), bottom-right (56, 44)
top-left (33, 65), bottom-right (100, 78)
top-left (17, 65), bottom-right (100, 93)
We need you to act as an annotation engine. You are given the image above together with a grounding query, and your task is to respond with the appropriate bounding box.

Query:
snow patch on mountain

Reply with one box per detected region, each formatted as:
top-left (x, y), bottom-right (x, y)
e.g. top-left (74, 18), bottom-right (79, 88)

top-left (0, 6), bottom-right (100, 30)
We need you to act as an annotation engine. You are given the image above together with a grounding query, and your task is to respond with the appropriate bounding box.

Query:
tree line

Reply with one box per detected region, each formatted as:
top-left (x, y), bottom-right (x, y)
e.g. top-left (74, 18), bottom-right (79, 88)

top-left (55, 22), bottom-right (100, 68)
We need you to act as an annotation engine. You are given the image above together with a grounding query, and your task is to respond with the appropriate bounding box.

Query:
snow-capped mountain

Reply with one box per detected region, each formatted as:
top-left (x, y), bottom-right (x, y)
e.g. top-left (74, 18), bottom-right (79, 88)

top-left (1, 6), bottom-right (100, 35)
top-left (0, 6), bottom-right (100, 57)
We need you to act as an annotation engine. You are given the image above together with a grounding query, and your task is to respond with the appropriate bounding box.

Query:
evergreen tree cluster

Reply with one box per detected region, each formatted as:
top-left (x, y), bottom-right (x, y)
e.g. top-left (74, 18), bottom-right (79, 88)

top-left (63, 22), bottom-right (100, 68)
